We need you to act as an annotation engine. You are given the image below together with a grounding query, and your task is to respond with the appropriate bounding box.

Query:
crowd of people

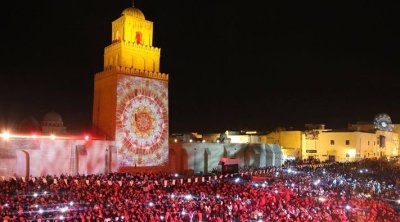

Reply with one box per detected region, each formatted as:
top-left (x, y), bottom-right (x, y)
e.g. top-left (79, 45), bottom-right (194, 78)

top-left (1, 159), bottom-right (400, 221)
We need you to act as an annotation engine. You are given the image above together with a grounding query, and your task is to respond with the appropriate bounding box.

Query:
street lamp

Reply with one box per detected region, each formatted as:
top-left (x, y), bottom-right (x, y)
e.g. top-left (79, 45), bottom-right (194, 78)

top-left (194, 148), bottom-right (197, 174)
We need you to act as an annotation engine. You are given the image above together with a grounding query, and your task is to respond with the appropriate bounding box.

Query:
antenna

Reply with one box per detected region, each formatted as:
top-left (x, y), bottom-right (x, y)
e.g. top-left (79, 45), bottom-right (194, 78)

top-left (132, 0), bottom-right (135, 8)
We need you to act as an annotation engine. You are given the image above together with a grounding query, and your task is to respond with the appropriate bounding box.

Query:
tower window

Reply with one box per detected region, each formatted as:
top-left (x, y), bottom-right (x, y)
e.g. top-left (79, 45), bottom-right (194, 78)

top-left (330, 140), bottom-right (334, 145)
top-left (345, 140), bottom-right (350, 145)
top-left (116, 31), bottom-right (121, 41)
top-left (136, 32), bottom-right (142, 44)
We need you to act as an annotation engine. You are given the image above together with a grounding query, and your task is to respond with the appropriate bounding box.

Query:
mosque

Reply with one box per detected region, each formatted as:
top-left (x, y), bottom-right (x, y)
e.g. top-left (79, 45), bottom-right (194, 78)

top-left (0, 4), bottom-right (398, 178)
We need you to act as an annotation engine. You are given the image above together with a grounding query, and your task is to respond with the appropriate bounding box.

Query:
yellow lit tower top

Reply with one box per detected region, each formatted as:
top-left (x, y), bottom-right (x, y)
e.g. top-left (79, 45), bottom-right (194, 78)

top-left (104, 1), bottom-right (160, 72)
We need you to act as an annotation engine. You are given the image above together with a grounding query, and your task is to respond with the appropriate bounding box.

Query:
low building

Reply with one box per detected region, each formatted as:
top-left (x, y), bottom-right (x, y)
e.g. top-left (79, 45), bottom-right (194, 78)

top-left (262, 123), bottom-right (399, 162)
top-left (301, 129), bottom-right (398, 162)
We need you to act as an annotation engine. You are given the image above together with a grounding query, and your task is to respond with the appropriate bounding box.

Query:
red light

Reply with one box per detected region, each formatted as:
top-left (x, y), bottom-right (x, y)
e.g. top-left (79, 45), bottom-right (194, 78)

top-left (84, 135), bottom-right (90, 141)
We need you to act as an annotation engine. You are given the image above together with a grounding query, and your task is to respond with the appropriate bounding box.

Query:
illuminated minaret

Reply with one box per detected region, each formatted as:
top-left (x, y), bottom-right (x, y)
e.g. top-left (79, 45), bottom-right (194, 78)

top-left (103, 2), bottom-right (160, 71)
top-left (92, 3), bottom-right (169, 167)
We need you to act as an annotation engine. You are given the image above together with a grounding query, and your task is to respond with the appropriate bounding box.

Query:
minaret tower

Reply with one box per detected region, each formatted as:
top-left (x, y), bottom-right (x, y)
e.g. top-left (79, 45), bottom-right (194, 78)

top-left (92, 2), bottom-right (169, 167)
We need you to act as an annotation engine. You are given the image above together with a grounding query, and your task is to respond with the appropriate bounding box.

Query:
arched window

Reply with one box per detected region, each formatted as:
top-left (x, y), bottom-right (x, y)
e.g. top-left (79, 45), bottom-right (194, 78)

top-left (136, 32), bottom-right (142, 44)
top-left (116, 31), bottom-right (121, 41)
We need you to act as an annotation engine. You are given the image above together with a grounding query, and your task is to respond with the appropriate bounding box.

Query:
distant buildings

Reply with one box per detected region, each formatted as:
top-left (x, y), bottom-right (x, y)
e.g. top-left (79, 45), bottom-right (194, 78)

top-left (171, 114), bottom-right (399, 163)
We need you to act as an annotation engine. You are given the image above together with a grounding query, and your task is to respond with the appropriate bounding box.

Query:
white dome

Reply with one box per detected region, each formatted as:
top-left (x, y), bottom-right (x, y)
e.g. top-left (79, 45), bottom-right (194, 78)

top-left (122, 7), bottom-right (145, 19)
top-left (43, 112), bottom-right (63, 122)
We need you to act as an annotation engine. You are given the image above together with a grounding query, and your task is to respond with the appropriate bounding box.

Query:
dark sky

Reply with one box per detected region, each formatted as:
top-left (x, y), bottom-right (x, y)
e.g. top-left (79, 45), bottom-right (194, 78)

top-left (0, 0), bottom-right (399, 134)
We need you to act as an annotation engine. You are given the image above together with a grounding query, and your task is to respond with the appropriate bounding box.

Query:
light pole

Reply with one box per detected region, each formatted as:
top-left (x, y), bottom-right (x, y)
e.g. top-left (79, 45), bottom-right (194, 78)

top-left (194, 147), bottom-right (197, 174)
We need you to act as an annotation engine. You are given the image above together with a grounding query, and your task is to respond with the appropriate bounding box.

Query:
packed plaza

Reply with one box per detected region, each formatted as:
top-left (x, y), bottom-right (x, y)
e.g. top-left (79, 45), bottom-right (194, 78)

top-left (1, 159), bottom-right (399, 221)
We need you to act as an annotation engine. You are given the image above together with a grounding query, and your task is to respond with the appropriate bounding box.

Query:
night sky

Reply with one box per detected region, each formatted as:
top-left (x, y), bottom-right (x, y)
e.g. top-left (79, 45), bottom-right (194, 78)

top-left (0, 0), bottom-right (399, 134)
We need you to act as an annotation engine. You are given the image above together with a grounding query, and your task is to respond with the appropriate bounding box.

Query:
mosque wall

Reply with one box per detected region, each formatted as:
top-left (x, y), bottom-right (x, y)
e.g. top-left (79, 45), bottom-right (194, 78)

top-left (0, 139), bottom-right (115, 177)
top-left (169, 143), bottom-right (283, 174)
top-left (0, 139), bottom-right (282, 177)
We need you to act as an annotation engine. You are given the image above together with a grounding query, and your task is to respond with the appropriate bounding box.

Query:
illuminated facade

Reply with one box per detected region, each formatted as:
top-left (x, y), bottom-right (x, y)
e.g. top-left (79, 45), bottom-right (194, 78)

top-left (260, 130), bottom-right (302, 160)
top-left (92, 5), bottom-right (169, 167)
top-left (262, 125), bottom-right (399, 162)
top-left (300, 130), bottom-right (398, 162)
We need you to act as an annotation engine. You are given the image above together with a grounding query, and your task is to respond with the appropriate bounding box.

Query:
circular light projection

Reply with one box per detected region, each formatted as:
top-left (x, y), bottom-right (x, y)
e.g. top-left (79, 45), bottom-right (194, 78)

top-left (116, 76), bottom-right (168, 166)
top-left (373, 113), bottom-right (393, 131)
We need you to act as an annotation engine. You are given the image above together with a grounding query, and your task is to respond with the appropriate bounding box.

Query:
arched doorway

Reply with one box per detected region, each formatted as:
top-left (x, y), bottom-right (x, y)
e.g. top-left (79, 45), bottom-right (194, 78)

top-left (204, 148), bottom-right (210, 174)
top-left (17, 150), bottom-right (30, 179)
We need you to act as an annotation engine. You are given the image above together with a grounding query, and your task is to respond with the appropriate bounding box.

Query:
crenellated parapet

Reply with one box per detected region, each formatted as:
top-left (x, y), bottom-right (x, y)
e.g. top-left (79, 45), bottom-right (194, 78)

top-left (96, 66), bottom-right (168, 81)
top-left (104, 40), bottom-right (161, 53)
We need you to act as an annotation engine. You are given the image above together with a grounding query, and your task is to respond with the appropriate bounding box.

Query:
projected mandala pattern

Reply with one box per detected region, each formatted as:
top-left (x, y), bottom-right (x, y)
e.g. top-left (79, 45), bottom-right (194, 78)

top-left (116, 75), bottom-right (168, 167)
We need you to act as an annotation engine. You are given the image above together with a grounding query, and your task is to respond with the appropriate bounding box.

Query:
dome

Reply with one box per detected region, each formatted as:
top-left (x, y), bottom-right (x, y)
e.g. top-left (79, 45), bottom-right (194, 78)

top-left (122, 7), bottom-right (145, 19)
top-left (18, 116), bottom-right (40, 133)
top-left (42, 112), bottom-right (63, 123)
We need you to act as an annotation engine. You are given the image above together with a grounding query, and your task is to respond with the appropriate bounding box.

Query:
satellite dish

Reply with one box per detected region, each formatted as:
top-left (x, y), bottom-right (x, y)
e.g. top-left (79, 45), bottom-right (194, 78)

top-left (373, 113), bottom-right (393, 131)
